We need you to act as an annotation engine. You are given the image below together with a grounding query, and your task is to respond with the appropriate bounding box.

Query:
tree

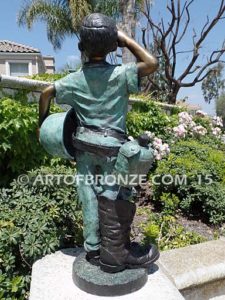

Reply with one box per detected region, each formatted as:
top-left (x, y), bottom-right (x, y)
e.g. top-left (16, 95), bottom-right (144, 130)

top-left (18, 0), bottom-right (150, 62)
top-left (118, 0), bottom-right (138, 63)
top-left (141, 0), bottom-right (225, 104)
top-left (18, 0), bottom-right (122, 50)
top-left (216, 93), bottom-right (225, 128)
top-left (116, 1), bottom-right (153, 63)
top-left (201, 63), bottom-right (225, 103)
top-left (18, 0), bottom-right (68, 50)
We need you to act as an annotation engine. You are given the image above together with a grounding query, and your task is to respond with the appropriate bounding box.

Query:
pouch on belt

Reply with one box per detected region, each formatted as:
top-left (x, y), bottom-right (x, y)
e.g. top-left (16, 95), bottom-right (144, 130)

top-left (113, 134), bottom-right (155, 186)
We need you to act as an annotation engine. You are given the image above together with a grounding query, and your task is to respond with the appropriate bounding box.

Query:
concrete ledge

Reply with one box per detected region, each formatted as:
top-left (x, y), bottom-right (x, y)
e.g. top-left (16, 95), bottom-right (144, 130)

top-left (182, 278), bottom-right (225, 300)
top-left (159, 239), bottom-right (225, 299)
top-left (29, 248), bottom-right (184, 300)
top-left (159, 239), bottom-right (225, 290)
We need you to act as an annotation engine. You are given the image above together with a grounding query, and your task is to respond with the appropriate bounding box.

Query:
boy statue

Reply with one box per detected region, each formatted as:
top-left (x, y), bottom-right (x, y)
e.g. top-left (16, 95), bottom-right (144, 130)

top-left (38, 13), bottom-right (159, 273)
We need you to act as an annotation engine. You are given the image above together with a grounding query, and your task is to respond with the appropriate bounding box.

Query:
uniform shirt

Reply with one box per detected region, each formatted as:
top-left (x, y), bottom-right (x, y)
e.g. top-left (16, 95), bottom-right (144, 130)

top-left (55, 61), bottom-right (139, 147)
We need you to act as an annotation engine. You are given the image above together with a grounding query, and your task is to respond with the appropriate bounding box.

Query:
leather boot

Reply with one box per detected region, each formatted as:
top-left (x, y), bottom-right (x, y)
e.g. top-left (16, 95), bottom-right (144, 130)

top-left (98, 196), bottom-right (160, 273)
top-left (86, 250), bottom-right (100, 266)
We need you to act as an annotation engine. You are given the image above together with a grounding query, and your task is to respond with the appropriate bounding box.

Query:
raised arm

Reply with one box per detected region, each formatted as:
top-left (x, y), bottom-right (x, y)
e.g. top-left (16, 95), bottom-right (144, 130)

top-left (117, 30), bottom-right (158, 77)
top-left (38, 85), bottom-right (56, 128)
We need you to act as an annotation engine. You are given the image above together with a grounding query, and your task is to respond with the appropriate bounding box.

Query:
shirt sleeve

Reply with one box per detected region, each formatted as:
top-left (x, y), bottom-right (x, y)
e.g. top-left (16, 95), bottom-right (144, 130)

top-left (124, 63), bottom-right (139, 94)
top-left (54, 74), bottom-right (74, 106)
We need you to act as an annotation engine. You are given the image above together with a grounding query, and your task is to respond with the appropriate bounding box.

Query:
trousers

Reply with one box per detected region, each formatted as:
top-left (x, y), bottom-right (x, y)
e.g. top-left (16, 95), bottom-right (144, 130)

top-left (75, 150), bottom-right (133, 252)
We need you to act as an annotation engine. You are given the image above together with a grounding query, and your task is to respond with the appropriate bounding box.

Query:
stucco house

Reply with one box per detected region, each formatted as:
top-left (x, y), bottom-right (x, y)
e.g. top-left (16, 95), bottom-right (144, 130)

top-left (0, 40), bottom-right (55, 76)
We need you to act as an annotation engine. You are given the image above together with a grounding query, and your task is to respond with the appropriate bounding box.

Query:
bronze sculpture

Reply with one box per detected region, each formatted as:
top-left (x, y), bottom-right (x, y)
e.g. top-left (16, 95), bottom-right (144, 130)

top-left (38, 13), bottom-right (159, 274)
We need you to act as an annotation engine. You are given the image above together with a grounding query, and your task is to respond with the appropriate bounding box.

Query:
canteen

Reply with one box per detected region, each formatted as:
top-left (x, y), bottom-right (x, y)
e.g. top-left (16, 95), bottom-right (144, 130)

top-left (113, 134), bottom-right (155, 186)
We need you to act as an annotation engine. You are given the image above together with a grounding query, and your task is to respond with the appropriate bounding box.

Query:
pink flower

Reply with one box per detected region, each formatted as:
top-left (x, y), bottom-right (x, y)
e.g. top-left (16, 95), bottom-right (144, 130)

top-left (196, 110), bottom-right (207, 117)
top-left (173, 124), bottom-right (186, 138)
top-left (153, 149), bottom-right (162, 160)
top-left (155, 153), bottom-right (162, 161)
top-left (153, 149), bottom-right (159, 156)
top-left (154, 137), bottom-right (163, 144)
top-left (162, 143), bottom-right (170, 155)
top-left (153, 137), bottom-right (163, 149)
top-left (212, 127), bottom-right (222, 136)
top-left (178, 112), bottom-right (193, 125)
top-left (212, 116), bottom-right (223, 127)
top-left (188, 121), bottom-right (197, 129)
top-left (152, 139), bottom-right (170, 160)
top-left (144, 131), bottom-right (155, 140)
top-left (192, 125), bottom-right (207, 136)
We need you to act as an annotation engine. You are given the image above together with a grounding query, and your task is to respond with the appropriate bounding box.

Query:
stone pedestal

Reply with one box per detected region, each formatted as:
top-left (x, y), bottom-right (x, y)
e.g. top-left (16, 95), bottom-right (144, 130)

top-left (29, 248), bottom-right (184, 300)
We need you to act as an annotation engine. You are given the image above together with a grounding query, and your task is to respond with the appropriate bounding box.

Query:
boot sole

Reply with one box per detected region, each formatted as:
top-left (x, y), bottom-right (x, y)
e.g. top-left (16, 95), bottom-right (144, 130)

top-left (127, 252), bottom-right (160, 270)
top-left (100, 262), bottom-right (126, 273)
top-left (100, 252), bottom-right (160, 273)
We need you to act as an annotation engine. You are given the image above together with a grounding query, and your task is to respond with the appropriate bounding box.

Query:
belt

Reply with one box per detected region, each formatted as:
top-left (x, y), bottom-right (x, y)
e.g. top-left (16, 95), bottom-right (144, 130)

top-left (77, 126), bottom-right (128, 142)
top-left (72, 136), bottom-right (120, 157)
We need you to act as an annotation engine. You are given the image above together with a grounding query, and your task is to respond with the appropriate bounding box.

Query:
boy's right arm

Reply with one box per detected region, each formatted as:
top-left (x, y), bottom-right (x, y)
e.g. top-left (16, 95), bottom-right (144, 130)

top-left (117, 31), bottom-right (158, 77)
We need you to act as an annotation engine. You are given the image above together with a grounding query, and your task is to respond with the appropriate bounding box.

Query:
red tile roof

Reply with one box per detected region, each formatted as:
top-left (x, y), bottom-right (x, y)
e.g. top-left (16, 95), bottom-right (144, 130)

top-left (0, 40), bottom-right (40, 53)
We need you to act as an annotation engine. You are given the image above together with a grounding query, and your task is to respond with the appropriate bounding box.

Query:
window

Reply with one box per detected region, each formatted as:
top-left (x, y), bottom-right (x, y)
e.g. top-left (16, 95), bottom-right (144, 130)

top-left (9, 62), bottom-right (29, 76)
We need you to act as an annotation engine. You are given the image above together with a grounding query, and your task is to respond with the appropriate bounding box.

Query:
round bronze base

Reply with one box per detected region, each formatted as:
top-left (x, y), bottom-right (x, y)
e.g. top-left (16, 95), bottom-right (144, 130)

top-left (72, 252), bottom-right (148, 297)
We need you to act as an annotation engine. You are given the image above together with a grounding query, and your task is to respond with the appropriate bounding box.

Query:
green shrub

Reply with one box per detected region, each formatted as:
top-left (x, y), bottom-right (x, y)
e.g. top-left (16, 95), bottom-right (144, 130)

top-left (0, 164), bottom-right (82, 299)
top-left (159, 193), bottom-right (180, 215)
top-left (0, 99), bottom-right (62, 186)
top-left (179, 183), bottom-right (225, 225)
top-left (142, 212), bottom-right (206, 251)
top-left (196, 135), bottom-right (225, 152)
top-left (29, 73), bottom-right (67, 82)
top-left (192, 115), bottom-right (212, 132)
top-left (127, 100), bottom-right (178, 138)
top-left (153, 139), bottom-right (225, 224)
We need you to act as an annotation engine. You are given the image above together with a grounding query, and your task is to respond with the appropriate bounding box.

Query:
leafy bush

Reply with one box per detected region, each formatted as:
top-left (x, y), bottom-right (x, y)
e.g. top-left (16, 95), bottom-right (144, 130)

top-left (140, 210), bottom-right (206, 251)
top-left (0, 98), bottom-right (62, 186)
top-left (0, 164), bottom-right (82, 299)
top-left (192, 114), bottom-right (212, 132)
top-left (127, 100), bottom-right (178, 138)
top-left (29, 73), bottom-right (67, 82)
top-left (159, 193), bottom-right (180, 215)
top-left (196, 135), bottom-right (225, 152)
top-left (152, 140), bottom-right (225, 224)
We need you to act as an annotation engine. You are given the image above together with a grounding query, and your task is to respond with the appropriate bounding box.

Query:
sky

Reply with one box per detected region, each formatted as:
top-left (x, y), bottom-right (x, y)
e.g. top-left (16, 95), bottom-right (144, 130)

top-left (0, 0), bottom-right (224, 115)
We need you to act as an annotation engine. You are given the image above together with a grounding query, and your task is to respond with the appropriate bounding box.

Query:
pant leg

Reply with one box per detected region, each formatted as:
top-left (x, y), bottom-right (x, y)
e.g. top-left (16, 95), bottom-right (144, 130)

top-left (76, 151), bottom-right (100, 252)
top-left (75, 150), bottom-right (135, 252)
top-left (92, 155), bottom-right (134, 202)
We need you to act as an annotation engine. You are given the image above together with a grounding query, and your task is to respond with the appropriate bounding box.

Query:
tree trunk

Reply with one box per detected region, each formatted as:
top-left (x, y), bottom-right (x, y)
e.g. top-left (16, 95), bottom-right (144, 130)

top-left (168, 86), bottom-right (180, 104)
top-left (120, 0), bottom-right (137, 63)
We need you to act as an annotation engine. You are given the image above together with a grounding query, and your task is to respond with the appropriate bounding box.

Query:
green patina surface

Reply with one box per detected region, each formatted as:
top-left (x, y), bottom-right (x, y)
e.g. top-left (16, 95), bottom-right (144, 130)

top-left (73, 252), bottom-right (146, 285)
top-left (52, 62), bottom-right (140, 252)
top-left (55, 62), bottom-right (138, 146)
